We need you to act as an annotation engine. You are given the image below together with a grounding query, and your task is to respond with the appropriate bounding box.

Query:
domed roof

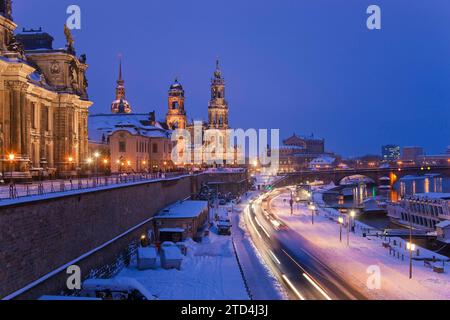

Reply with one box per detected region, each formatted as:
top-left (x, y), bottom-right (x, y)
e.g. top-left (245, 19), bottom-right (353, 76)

top-left (170, 78), bottom-right (183, 91)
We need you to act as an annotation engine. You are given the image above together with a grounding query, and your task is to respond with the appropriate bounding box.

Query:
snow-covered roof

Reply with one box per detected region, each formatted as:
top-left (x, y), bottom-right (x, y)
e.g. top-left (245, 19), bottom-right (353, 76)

top-left (160, 228), bottom-right (185, 233)
top-left (156, 200), bottom-right (209, 219)
top-left (88, 113), bottom-right (170, 142)
top-left (310, 156), bottom-right (336, 165)
top-left (414, 193), bottom-right (450, 201)
top-left (138, 247), bottom-right (157, 259)
top-left (162, 246), bottom-right (183, 260)
top-left (83, 277), bottom-right (155, 299)
top-left (436, 221), bottom-right (450, 229)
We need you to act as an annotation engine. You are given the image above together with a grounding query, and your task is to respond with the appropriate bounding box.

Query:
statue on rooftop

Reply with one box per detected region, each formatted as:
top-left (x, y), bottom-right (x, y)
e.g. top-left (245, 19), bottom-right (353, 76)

top-left (64, 24), bottom-right (75, 55)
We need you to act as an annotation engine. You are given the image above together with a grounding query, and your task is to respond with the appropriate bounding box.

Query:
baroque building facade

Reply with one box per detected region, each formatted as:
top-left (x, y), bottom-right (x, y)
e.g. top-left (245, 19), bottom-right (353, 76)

top-left (89, 60), bottom-right (174, 173)
top-left (0, 1), bottom-right (92, 180)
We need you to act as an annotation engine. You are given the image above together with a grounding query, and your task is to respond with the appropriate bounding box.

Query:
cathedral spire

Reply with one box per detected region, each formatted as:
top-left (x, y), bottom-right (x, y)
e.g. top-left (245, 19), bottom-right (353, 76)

top-left (214, 58), bottom-right (222, 79)
top-left (117, 55), bottom-right (124, 85)
top-left (111, 55), bottom-right (132, 114)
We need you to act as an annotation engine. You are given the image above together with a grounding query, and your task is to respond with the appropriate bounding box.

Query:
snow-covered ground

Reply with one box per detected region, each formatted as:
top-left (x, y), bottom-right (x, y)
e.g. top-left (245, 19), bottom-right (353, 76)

top-left (114, 174), bottom-right (286, 301)
top-left (116, 231), bottom-right (249, 300)
top-left (270, 187), bottom-right (450, 300)
top-left (228, 190), bottom-right (287, 300)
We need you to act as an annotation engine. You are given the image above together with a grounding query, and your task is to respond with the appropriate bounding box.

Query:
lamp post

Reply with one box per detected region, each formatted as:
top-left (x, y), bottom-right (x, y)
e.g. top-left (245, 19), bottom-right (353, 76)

top-left (8, 153), bottom-right (15, 182)
top-left (347, 214), bottom-right (351, 246)
top-left (8, 153), bottom-right (15, 198)
top-left (338, 216), bottom-right (344, 243)
top-left (68, 156), bottom-right (73, 180)
top-left (289, 191), bottom-right (294, 216)
top-left (350, 210), bottom-right (356, 233)
top-left (86, 158), bottom-right (93, 184)
top-left (103, 159), bottom-right (108, 176)
top-left (408, 209), bottom-right (414, 279)
top-left (94, 152), bottom-right (100, 184)
top-left (309, 204), bottom-right (316, 225)
top-left (407, 242), bottom-right (416, 279)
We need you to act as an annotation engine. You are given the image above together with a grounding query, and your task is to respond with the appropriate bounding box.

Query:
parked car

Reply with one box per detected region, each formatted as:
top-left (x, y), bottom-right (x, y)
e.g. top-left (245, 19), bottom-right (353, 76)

top-left (217, 218), bottom-right (232, 236)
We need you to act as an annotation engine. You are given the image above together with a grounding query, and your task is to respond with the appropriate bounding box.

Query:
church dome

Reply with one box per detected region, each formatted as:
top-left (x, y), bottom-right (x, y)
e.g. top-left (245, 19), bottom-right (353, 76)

top-left (170, 78), bottom-right (183, 91)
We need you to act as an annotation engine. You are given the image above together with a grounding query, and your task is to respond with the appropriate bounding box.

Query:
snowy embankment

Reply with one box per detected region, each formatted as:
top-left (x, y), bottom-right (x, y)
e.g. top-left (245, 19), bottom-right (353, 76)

top-left (117, 231), bottom-right (249, 300)
top-left (270, 187), bottom-right (450, 300)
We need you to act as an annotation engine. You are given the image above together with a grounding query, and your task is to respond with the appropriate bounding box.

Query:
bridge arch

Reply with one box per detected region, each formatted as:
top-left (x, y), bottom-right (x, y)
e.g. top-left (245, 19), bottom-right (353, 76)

top-left (339, 174), bottom-right (376, 186)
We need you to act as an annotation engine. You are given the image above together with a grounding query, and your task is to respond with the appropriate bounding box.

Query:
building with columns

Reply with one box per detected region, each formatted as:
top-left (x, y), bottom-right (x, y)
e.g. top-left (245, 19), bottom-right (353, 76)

top-left (0, 1), bottom-right (92, 180)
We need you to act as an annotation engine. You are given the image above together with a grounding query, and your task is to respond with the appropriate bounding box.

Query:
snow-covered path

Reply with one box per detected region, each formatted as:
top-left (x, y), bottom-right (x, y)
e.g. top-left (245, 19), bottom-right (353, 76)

top-left (117, 233), bottom-right (249, 300)
top-left (230, 192), bottom-right (286, 300)
top-left (270, 190), bottom-right (450, 300)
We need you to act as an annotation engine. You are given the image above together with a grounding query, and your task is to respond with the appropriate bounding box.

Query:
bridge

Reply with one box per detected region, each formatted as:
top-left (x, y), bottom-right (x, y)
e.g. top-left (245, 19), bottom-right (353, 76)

top-left (275, 166), bottom-right (450, 187)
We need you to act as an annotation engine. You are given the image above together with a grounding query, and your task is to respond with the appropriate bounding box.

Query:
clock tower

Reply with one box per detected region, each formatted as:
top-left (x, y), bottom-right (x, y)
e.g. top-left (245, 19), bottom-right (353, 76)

top-left (166, 78), bottom-right (187, 130)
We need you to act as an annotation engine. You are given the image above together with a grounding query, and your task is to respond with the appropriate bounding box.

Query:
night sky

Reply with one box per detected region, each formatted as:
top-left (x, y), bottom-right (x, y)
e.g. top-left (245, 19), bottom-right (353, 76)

top-left (13, 0), bottom-right (450, 157)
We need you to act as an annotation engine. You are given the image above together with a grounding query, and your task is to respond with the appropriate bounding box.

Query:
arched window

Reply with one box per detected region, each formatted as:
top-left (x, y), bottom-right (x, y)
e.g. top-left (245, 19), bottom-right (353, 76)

top-left (172, 101), bottom-right (179, 110)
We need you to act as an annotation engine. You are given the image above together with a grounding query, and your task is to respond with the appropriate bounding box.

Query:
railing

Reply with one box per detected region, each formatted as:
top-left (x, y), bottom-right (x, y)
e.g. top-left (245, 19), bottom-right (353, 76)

top-left (0, 172), bottom-right (188, 202)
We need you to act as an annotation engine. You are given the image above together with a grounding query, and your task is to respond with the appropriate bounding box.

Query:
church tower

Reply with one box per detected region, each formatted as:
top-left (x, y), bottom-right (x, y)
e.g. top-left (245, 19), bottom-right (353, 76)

top-left (166, 78), bottom-right (187, 130)
top-left (208, 60), bottom-right (229, 130)
top-left (111, 57), bottom-right (132, 114)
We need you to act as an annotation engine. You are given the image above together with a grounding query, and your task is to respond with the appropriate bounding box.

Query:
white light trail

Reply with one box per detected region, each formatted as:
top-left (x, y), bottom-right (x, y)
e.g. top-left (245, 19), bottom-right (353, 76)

top-left (303, 273), bottom-right (332, 301)
top-left (282, 275), bottom-right (305, 300)
top-left (246, 207), bottom-right (262, 239)
top-left (255, 216), bottom-right (271, 238)
top-left (269, 250), bottom-right (281, 265)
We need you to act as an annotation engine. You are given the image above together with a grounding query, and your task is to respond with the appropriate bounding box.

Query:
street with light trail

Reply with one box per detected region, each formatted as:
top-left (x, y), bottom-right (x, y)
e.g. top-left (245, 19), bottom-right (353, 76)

top-left (243, 188), bottom-right (367, 300)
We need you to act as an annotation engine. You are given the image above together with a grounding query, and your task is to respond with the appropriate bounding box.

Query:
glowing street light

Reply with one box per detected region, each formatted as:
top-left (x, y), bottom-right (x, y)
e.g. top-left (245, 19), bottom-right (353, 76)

top-left (350, 210), bottom-right (356, 234)
top-left (338, 216), bottom-right (344, 243)
top-left (309, 204), bottom-right (316, 225)
top-left (407, 242), bottom-right (416, 279)
top-left (8, 153), bottom-right (15, 185)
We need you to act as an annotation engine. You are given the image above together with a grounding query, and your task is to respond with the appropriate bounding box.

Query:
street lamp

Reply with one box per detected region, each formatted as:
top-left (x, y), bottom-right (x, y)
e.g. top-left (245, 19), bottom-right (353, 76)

top-left (68, 156), bottom-right (74, 179)
top-left (309, 204), bottom-right (316, 225)
top-left (103, 159), bottom-right (109, 176)
top-left (94, 152), bottom-right (100, 183)
top-left (8, 153), bottom-right (15, 186)
top-left (350, 210), bottom-right (356, 233)
top-left (338, 216), bottom-right (344, 243)
top-left (142, 160), bottom-right (147, 173)
top-left (86, 158), bottom-right (93, 181)
top-left (406, 242), bottom-right (416, 279)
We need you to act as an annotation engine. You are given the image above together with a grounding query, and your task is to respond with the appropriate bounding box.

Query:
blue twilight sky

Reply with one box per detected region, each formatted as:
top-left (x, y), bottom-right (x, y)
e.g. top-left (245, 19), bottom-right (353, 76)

top-left (13, 0), bottom-right (450, 157)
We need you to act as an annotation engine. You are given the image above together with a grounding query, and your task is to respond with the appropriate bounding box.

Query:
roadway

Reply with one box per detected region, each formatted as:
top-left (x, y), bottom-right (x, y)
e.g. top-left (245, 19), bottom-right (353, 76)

top-left (244, 188), bottom-right (367, 300)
